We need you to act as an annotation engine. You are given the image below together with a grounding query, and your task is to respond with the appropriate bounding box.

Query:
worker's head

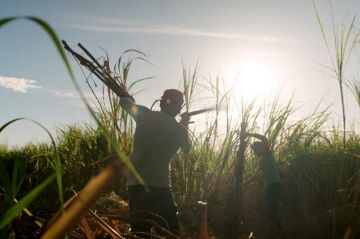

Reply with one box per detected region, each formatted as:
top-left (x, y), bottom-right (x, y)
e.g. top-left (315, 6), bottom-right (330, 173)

top-left (160, 89), bottom-right (184, 117)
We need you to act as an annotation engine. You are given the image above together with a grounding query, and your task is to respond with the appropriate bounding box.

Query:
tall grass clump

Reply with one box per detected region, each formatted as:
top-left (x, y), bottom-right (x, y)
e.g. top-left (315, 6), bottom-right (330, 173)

top-left (1, 16), bottom-right (142, 237)
top-left (0, 118), bottom-right (59, 238)
top-left (313, 3), bottom-right (360, 237)
top-left (3, 87), bottom-right (360, 238)
top-left (348, 76), bottom-right (360, 107)
top-left (0, 16), bottom-right (84, 235)
top-left (168, 61), bottom-right (360, 238)
top-left (313, 0), bottom-right (360, 148)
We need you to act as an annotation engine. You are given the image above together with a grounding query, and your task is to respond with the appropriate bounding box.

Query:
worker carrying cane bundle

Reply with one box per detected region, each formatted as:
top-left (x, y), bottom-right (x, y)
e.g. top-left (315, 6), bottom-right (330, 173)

top-left (119, 89), bottom-right (191, 237)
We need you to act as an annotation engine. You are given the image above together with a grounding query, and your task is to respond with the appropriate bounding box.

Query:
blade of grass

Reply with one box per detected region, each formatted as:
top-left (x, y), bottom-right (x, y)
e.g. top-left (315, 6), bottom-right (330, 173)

top-left (0, 174), bottom-right (56, 230)
top-left (0, 117), bottom-right (64, 208)
top-left (0, 160), bottom-right (11, 205)
top-left (11, 157), bottom-right (26, 203)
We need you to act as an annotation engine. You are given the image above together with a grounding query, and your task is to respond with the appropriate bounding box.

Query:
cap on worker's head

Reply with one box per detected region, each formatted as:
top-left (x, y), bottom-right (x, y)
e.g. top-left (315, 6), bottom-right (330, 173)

top-left (161, 89), bottom-right (184, 107)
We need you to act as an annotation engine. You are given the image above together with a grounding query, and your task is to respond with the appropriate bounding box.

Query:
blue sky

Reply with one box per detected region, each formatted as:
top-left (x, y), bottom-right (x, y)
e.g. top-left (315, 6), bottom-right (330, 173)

top-left (1, 0), bottom-right (360, 146)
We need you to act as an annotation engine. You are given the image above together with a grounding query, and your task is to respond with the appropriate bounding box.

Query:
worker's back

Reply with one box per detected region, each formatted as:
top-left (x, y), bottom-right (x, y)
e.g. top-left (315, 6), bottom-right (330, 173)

top-left (127, 109), bottom-right (188, 188)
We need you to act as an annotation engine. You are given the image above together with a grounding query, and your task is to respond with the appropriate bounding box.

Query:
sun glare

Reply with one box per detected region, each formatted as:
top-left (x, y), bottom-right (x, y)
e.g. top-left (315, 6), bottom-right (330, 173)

top-left (223, 61), bottom-right (280, 101)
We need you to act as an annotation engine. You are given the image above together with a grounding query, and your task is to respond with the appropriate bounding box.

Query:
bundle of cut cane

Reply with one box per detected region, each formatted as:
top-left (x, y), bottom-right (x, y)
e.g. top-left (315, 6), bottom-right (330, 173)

top-left (62, 40), bottom-right (134, 101)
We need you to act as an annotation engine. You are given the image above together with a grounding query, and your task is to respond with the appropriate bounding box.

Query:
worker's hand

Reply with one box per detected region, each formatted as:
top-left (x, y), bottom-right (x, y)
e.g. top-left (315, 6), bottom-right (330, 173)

top-left (180, 112), bottom-right (192, 127)
top-left (246, 133), bottom-right (272, 157)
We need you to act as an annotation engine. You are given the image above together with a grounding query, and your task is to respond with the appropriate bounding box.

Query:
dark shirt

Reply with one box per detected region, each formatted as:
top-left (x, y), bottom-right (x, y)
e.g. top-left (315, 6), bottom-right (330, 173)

top-left (260, 152), bottom-right (281, 187)
top-left (120, 97), bottom-right (190, 188)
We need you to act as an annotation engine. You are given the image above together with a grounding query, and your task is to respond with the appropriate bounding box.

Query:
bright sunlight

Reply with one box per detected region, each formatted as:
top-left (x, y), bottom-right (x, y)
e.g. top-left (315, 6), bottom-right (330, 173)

top-left (223, 60), bottom-right (281, 101)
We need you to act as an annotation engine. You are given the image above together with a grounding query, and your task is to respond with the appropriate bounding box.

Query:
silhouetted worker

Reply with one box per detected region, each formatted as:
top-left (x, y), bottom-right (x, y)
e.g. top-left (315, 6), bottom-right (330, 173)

top-left (248, 133), bottom-right (282, 230)
top-left (119, 89), bottom-right (191, 237)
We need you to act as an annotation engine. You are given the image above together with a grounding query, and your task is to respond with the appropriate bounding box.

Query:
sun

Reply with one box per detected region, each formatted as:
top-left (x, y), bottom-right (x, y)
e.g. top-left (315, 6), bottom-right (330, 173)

top-left (223, 61), bottom-right (280, 101)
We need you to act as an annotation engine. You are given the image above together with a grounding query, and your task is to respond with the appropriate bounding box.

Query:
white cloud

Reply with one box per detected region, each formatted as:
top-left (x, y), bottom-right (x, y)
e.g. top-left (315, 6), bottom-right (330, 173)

top-left (0, 76), bottom-right (41, 93)
top-left (0, 76), bottom-right (83, 98)
top-left (45, 89), bottom-right (79, 98)
top-left (67, 23), bottom-right (299, 43)
top-left (47, 10), bottom-right (299, 43)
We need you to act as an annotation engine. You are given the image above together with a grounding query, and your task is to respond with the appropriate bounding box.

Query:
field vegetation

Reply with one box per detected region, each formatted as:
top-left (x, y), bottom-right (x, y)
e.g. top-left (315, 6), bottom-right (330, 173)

top-left (1, 3), bottom-right (360, 239)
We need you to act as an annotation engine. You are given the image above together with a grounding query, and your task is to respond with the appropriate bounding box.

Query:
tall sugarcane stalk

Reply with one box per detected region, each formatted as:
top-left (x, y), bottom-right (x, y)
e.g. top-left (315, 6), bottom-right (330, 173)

top-left (235, 121), bottom-right (247, 212)
top-left (226, 121), bottom-right (247, 238)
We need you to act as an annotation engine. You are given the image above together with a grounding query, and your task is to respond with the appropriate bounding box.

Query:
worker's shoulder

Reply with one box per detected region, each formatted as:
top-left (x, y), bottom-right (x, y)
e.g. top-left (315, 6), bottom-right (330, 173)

top-left (137, 104), bottom-right (151, 113)
top-left (148, 110), bottom-right (175, 121)
top-left (120, 97), bottom-right (150, 114)
top-left (149, 111), bottom-right (186, 129)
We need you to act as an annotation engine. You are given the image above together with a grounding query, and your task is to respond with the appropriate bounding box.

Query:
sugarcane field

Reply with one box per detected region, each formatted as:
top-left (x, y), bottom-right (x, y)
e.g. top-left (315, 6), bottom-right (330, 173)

top-left (1, 1), bottom-right (360, 238)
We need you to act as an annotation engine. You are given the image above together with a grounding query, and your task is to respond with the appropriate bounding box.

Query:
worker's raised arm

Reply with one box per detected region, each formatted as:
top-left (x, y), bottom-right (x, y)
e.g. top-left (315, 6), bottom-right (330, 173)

top-left (246, 133), bottom-right (272, 157)
top-left (119, 97), bottom-right (149, 123)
